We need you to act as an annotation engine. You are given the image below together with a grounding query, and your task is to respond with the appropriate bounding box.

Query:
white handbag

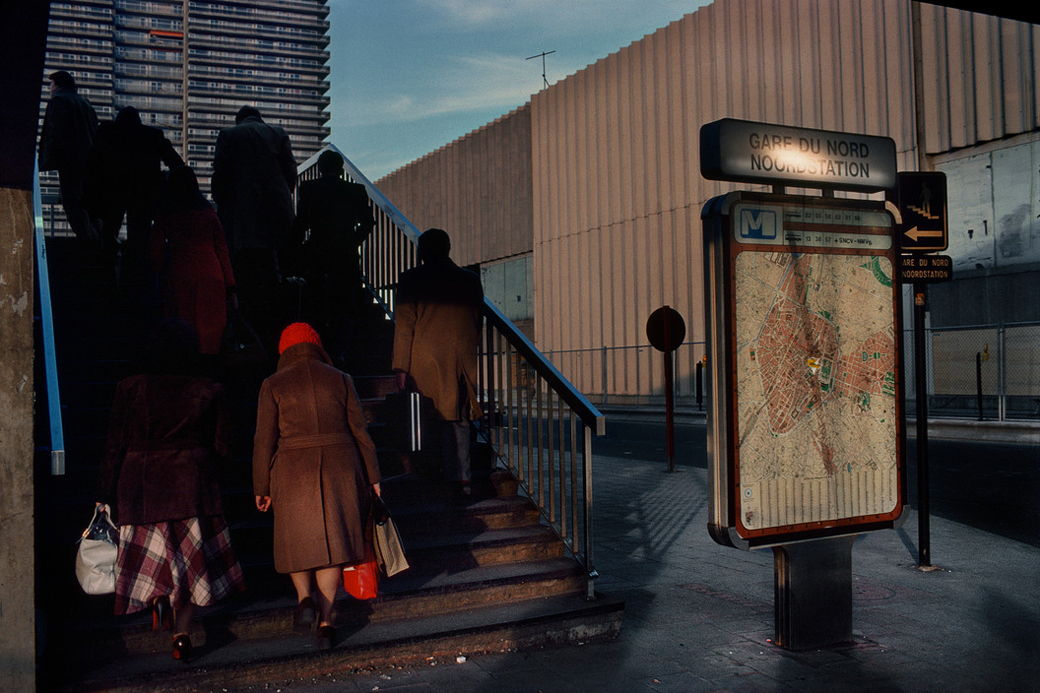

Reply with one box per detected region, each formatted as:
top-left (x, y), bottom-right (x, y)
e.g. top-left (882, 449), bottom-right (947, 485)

top-left (75, 504), bottom-right (118, 595)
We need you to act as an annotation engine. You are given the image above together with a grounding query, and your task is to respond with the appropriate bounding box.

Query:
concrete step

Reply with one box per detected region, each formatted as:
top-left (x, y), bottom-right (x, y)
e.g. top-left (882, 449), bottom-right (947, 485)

top-left (50, 589), bottom-right (623, 693)
top-left (222, 478), bottom-right (542, 580)
top-left (47, 555), bottom-right (593, 664)
top-left (398, 524), bottom-right (564, 572)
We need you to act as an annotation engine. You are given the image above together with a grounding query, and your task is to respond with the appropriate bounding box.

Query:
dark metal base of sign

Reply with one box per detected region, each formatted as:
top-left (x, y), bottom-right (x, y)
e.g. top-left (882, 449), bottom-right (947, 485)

top-left (772, 536), bottom-right (855, 650)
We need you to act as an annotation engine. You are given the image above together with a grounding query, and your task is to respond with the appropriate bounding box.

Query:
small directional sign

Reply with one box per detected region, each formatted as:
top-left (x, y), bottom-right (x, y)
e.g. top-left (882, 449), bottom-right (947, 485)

top-left (896, 172), bottom-right (947, 252)
top-left (900, 253), bottom-right (953, 283)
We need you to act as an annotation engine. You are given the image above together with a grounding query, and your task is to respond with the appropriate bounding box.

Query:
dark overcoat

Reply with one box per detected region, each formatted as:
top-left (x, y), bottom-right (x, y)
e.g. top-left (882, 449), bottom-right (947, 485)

top-left (392, 259), bottom-right (484, 421)
top-left (252, 342), bottom-right (381, 574)
top-left (38, 86), bottom-right (98, 172)
top-left (292, 175), bottom-right (374, 276)
top-left (98, 374), bottom-right (231, 526)
top-left (84, 118), bottom-right (183, 234)
top-left (211, 114), bottom-right (297, 254)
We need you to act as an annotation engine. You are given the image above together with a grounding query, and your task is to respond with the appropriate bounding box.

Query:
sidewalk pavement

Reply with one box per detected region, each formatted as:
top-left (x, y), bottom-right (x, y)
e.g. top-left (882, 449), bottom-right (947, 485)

top-left (224, 449), bottom-right (1040, 693)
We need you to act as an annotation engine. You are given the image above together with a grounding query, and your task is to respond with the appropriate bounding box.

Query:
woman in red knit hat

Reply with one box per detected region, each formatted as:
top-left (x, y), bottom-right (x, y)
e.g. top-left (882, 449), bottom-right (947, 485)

top-left (252, 322), bottom-right (381, 649)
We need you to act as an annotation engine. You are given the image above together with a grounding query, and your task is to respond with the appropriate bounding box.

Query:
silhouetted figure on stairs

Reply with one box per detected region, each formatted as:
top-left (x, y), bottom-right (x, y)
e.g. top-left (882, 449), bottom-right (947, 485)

top-left (290, 150), bottom-right (375, 365)
top-left (392, 229), bottom-right (484, 504)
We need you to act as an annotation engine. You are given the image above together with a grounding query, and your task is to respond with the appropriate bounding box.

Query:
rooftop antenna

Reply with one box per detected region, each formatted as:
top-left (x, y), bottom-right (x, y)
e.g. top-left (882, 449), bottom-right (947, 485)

top-left (526, 50), bottom-right (555, 90)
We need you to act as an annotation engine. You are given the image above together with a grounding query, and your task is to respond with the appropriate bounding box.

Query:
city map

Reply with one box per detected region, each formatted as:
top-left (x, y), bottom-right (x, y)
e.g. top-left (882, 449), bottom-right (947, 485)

top-left (733, 249), bottom-right (900, 532)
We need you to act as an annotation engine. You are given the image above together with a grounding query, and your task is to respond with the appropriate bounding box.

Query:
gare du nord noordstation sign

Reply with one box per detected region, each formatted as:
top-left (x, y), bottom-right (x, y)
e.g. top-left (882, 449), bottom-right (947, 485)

top-left (701, 118), bottom-right (898, 193)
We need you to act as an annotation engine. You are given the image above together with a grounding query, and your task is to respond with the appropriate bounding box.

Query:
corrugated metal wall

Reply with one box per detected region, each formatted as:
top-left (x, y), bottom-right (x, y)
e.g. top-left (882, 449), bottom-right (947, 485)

top-left (376, 105), bottom-right (533, 269)
top-left (920, 8), bottom-right (1040, 153)
top-left (377, 0), bottom-right (1040, 400)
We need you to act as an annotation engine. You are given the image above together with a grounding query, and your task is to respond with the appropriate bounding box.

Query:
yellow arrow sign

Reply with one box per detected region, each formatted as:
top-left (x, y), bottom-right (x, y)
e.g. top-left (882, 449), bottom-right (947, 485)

top-left (904, 226), bottom-right (945, 242)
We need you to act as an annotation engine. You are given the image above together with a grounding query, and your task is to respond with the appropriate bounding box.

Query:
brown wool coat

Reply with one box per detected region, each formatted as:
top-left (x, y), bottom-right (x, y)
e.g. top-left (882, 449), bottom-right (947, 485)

top-left (392, 259), bottom-right (484, 422)
top-left (98, 374), bottom-right (230, 526)
top-left (253, 342), bottom-right (381, 574)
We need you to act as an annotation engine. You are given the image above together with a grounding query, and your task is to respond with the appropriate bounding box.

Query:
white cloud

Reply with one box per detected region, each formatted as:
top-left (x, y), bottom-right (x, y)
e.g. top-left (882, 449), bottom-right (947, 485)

top-left (337, 50), bottom-right (534, 128)
top-left (328, 0), bottom-right (713, 178)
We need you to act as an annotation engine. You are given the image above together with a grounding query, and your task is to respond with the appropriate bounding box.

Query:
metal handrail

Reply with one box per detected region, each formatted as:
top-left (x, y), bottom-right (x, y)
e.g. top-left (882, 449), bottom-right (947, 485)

top-left (33, 161), bottom-right (66, 475)
top-left (297, 145), bottom-right (603, 595)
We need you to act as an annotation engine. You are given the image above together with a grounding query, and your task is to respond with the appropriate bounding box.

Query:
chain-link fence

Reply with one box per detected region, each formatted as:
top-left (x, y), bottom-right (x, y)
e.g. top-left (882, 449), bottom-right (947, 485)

top-left (904, 322), bottom-right (1040, 421)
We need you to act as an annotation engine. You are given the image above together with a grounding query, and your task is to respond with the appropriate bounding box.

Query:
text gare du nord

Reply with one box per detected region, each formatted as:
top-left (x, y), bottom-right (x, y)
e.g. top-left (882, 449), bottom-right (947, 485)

top-left (748, 132), bottom-right (874, 179)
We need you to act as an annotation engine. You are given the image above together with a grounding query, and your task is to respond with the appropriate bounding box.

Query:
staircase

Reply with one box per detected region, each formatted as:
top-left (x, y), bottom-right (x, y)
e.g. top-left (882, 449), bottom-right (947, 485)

top-left (35, 236), bottom-right (623, 693)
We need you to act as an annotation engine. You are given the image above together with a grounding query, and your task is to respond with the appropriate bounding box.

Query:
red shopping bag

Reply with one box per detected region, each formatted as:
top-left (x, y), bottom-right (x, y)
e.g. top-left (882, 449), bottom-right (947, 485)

top-left (342, 559), bottom-right (379, 600)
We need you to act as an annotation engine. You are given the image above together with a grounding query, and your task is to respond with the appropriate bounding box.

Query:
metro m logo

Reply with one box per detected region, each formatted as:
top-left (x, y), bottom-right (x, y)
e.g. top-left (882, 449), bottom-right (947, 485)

top-left (739, 209), bottom-right (778, 240)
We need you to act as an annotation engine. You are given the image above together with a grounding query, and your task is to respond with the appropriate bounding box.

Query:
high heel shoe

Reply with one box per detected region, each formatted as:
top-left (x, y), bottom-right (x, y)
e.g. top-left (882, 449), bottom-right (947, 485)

top-left (172, 633), bottom-right (192, 662)
top-left (293, 596), bottom-right (316, 631)
top-left (152, 596), bottom-right (173, 632)
top-left (317, 624), bottom-right (335, 651)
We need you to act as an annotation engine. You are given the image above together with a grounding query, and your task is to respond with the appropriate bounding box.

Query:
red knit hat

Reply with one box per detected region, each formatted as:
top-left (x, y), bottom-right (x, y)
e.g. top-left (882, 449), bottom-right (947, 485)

top-left (278, 322), bottom-right (322, 354)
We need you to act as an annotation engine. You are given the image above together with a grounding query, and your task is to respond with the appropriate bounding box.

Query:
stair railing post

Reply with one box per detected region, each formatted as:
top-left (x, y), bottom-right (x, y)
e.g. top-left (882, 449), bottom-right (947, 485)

top-left (583, 425), bottom-right (597, 599)
top-left (547, 392), bottom-right (557, 523)
top-left (506, 344), bottom-right (516, 477)
top-left (570, 413), bottom-right (578, 552)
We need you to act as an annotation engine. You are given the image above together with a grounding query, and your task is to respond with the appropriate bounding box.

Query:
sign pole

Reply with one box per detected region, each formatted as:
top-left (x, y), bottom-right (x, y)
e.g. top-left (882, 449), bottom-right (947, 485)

top-left (913, 284), bottom-right (931, 567)
top-left (646, 306), bottom-right (685, 474)
top-left (664, 340), bottom-right (676, 473)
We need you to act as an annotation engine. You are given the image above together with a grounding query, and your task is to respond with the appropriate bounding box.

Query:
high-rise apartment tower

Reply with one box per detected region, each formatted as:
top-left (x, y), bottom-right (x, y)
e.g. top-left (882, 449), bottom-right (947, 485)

top-left (40, 0), bottom-right (330, 232)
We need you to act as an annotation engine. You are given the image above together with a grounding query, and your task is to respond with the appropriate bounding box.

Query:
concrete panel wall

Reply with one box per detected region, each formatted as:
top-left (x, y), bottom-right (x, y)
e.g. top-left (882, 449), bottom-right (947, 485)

top-left (919, 8), bottom-right (1040, 153)
top-left (0, 187), bottom-right (38, 691)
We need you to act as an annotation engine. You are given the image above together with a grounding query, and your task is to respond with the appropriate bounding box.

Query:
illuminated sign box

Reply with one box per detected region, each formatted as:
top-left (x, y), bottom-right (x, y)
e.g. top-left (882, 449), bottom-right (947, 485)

top-left (702, 191), bottom-right (906, 549)
top-left (701, 118), bottom-right (898, 193)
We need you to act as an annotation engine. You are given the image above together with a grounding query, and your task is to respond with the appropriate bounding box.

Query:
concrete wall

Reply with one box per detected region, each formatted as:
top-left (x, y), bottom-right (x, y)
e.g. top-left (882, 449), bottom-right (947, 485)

top-left (0, 188), bottom-right (38, 689)
top-left (1, 2), bottom-right (51, 688)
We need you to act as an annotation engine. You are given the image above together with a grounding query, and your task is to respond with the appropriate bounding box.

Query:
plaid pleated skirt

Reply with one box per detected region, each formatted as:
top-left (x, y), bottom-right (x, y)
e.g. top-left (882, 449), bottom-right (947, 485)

top-left (114, 515), bottom-right (245, 615)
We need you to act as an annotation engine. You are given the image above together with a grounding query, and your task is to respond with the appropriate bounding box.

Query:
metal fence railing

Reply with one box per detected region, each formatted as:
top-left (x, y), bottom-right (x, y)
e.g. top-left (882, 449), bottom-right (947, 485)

top-left (543, 324), bottom-right (1039, 423)
top-left (297, 145), bottom-right (604, 597)
top-left (904, 322), bottom-right (1040, 422)
top-left (542, 342), bottom-right (710, 410)
top-left (34, 162), bottom-right (66, 475)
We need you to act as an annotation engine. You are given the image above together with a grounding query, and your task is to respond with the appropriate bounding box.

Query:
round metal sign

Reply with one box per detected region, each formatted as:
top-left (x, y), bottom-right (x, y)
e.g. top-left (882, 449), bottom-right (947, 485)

top-left (646, 306), bottom-right (686, 352)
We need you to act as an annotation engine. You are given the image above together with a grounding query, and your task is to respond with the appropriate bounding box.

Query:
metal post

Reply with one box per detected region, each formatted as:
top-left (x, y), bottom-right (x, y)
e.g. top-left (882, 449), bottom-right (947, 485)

top-left (664, 348), bottom-right (676, 472)
top-left (914, 284), bottom-right (931, 567)
top-left (998, 325), bottom-right (1006, 421)
top-left (773, 536), bottom-right (855, 650)
top-left (583, 427), bottom-right (597, 599)
top-left (976, 351), bottom-right (984, 421)
top-left (695, 360), bottom-right (703, 411)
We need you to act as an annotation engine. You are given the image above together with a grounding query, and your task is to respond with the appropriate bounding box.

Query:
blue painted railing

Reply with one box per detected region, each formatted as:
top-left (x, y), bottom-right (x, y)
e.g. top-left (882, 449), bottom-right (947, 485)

top-left (33, 162), bottom-right (66, 476)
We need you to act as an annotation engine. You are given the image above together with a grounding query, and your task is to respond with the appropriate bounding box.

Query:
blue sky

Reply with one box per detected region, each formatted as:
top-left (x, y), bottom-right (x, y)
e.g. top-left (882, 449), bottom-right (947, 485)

top-left (326, 0), bottom-right (712, 181)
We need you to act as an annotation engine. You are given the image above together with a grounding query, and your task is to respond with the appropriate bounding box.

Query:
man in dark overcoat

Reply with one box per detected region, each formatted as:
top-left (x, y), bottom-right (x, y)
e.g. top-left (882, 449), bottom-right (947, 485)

top-left (211, 106), bottom-right (297, 342)
top-left (38, 70), bottom-right (100, 243)
top-left (392, 229), bottom-right (484, 501)
top-left (85, 105), bottom-right (183, 265)
top-left (290, 150), bottom-right (375, 362)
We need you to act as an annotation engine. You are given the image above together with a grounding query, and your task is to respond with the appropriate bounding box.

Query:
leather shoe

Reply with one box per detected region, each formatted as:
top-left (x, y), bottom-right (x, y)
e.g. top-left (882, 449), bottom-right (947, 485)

top-left (317, 624), bottom-right (335, 651)
top-left (293, 596), bottom-right (316, 631)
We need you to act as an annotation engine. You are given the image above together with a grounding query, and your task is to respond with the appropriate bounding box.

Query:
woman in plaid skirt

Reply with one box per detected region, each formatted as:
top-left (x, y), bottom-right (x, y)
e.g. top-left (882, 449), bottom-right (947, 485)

top-left (97, 318), bottom-right (245, 661)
